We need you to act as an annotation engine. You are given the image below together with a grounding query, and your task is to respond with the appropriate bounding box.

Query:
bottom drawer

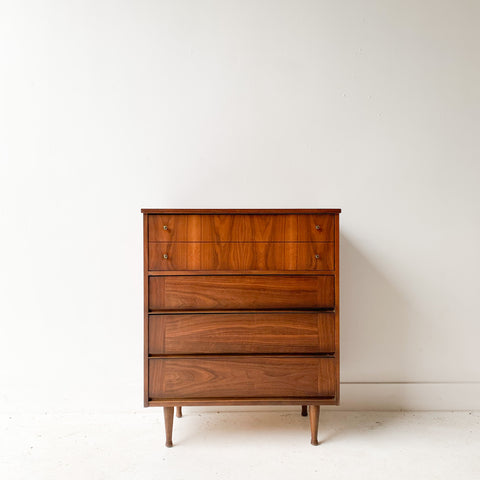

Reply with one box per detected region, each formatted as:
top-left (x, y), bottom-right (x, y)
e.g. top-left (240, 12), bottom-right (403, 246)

top-left (148, 357), bottom-right (336, 399)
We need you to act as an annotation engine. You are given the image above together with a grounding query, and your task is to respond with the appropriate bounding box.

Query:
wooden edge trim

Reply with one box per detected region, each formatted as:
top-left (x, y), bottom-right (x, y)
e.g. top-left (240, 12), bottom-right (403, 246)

top-left (334, 213), bottom-right (340, 405)
top-left (148, 309), bottom-right (335, 314)
top-left (143, 214), bottom-right (149, 407)
top-left (147, 270), bottom-right (336, 276)
top-left (148, 353), bottom-right (336, 358)
top-left (148, 397), bottom-right (337, 406)
top-left (141, 209), bottom-right (342, 214)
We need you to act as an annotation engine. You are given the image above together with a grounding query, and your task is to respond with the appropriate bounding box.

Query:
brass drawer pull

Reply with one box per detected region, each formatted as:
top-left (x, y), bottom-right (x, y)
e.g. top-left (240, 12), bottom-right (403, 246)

top-left (163, 225), bottom-right (168, 230)
top-left (163, 254), bottom-right (168, 259)
top-left (315, 225), bottom-right (321, 230)
top-left (315, 254), bottom-right (320, 259)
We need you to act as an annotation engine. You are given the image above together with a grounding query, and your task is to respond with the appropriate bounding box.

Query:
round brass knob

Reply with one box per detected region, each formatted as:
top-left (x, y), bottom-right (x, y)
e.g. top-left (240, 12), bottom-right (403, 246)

top-left (315, 254), bottom-right (320, 259)
top-left (163, 254), bottom-right (168, 259)
top-left (315, 225), bottom-right (321, 230)
top-left (163, 225), bottom-right (168, 230)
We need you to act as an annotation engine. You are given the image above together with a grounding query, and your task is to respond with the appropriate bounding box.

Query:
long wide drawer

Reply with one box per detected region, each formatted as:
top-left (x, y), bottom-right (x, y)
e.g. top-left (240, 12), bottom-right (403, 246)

top-left (149, 357), bottom-right (336, 399)
top-left (148, 214), bottom-right (335, 242)
top-left (149, 242), bottom-right (334, 271)
top-left (149, 312), bottom-right (335, 354)
top-left (148, 275), bottom-right (335, 310)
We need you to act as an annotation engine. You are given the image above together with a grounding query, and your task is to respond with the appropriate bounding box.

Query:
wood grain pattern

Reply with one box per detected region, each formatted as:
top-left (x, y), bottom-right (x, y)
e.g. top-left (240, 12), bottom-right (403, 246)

top-left (149, 242), bottom-right (334, 271)
top-left (148, 275), bottom-right (335, 310)
top-left (148, 312), bottom-right (335, 354)
top-left (202, 215), bottom-right (285, 242)
top-left (149, 357), bottom-right (336, 399)
top-left (148, 214), bottom-right (334, 242)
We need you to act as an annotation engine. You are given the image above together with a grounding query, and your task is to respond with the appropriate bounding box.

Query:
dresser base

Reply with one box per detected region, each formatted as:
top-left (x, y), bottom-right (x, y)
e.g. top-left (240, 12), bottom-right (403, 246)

top-left (148, 397), bottom-right (337, 407)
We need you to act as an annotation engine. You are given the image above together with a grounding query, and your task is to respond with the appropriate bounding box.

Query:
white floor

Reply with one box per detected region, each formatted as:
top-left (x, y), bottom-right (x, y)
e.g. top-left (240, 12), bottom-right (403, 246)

top-left (1, 409), bottom-right (479, 480)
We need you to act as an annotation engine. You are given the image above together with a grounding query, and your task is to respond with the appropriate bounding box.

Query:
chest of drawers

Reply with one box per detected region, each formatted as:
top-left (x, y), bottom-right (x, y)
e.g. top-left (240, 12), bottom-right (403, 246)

top-left (142, 209), bottom-right (341, 446)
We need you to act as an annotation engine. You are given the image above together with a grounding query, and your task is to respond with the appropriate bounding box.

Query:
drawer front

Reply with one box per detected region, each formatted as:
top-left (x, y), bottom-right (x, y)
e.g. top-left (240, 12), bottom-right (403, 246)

top-left (149, 312), bottom-right (335, 354)
top-left (148, 275), bottom-right (335, 310)
top-left (149, 357), bottom-right (336, 399)
top-left (149, 242), bottom-right (334, 271)
top-left (148, 214), bottom-right (334, 242)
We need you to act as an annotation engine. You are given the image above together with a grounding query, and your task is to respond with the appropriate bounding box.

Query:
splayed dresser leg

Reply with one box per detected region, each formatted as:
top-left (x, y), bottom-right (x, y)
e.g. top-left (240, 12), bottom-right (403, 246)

top-left (309, 406), bottom-right (320, 445)
top-left (164, 407), bottom-right (174, 447)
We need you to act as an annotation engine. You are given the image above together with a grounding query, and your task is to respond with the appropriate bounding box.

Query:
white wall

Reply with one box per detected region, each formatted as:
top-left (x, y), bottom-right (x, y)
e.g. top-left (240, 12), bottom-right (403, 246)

top-left (1, 0), bottom-right (479, 413)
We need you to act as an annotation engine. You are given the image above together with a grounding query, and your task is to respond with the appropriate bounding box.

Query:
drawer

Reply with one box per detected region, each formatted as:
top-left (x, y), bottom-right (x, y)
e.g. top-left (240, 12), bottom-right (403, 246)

top-left (149, 357), bottom-right (336, 399)
top-left (149, 312), bottom-right (335, 354)
top-left (148, 242), bottom-right (334, 271)
top-left (148, 275), bottom-right (335, 310)
top-left (148, 214), bottom-right (334, 242)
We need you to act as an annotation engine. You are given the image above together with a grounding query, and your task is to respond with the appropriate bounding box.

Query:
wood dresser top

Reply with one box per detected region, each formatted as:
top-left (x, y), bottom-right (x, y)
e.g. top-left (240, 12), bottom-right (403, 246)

top-left (141, 209), bottom-right (341, 214)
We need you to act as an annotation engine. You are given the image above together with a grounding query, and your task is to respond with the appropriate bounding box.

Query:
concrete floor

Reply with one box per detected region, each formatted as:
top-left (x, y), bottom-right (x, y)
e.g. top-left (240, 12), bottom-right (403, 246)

top-left (1, 410), bottom-right (479, 479)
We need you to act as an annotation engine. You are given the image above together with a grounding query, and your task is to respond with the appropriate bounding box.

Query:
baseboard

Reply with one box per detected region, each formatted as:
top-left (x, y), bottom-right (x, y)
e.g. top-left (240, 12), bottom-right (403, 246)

top-left (323, 382), bottom-right (480, 411)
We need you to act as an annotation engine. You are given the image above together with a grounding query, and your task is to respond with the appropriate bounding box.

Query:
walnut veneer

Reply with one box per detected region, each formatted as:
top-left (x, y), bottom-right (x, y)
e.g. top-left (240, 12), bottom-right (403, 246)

top-left (142, 208), bottom-right (341, 446)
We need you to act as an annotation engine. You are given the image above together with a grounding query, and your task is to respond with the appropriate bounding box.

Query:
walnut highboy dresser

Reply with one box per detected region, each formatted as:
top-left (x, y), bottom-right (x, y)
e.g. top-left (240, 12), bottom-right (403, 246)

top-left (142, 209), bottom-right (341, 446)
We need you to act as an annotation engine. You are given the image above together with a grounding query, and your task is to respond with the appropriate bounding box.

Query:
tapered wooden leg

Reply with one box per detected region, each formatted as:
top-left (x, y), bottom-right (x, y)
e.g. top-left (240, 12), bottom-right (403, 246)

top-left (164, 407), bottom-right (174, 448)
top-left (176, 406), bottom-right (183, 418)
top-left (301, 405), bottom-right (308, 416)
top-left (309, 405), bottom-right (320, 446)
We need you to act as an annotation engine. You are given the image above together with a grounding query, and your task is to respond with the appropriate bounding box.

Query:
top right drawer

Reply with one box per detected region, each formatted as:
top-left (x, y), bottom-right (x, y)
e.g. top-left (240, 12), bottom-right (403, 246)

top-left (149, 214), bottom-right (335, 242)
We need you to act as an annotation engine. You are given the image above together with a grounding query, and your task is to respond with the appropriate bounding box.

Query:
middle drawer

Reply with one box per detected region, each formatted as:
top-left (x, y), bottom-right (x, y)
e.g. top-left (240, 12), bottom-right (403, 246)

top-left (149, 242), bottom-right (334, 271)
top-left (149, 312), bottom-right (335, 354)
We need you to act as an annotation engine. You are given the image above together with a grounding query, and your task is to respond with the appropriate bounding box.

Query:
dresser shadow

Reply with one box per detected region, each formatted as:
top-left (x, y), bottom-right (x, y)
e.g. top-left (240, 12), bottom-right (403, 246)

top-left (338, 233), bottom-right (412, 410)
top-left (172, 409), bottom-right (318, 446)
top-left (173, 410), bottom-right (412, 446)
top-left (317, 411), bottom-right (413, 443)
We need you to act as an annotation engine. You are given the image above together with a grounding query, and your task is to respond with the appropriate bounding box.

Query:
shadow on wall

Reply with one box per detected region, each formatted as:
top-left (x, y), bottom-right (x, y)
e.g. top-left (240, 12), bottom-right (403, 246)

top-left (339, 233), bottom-right (413, 409)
